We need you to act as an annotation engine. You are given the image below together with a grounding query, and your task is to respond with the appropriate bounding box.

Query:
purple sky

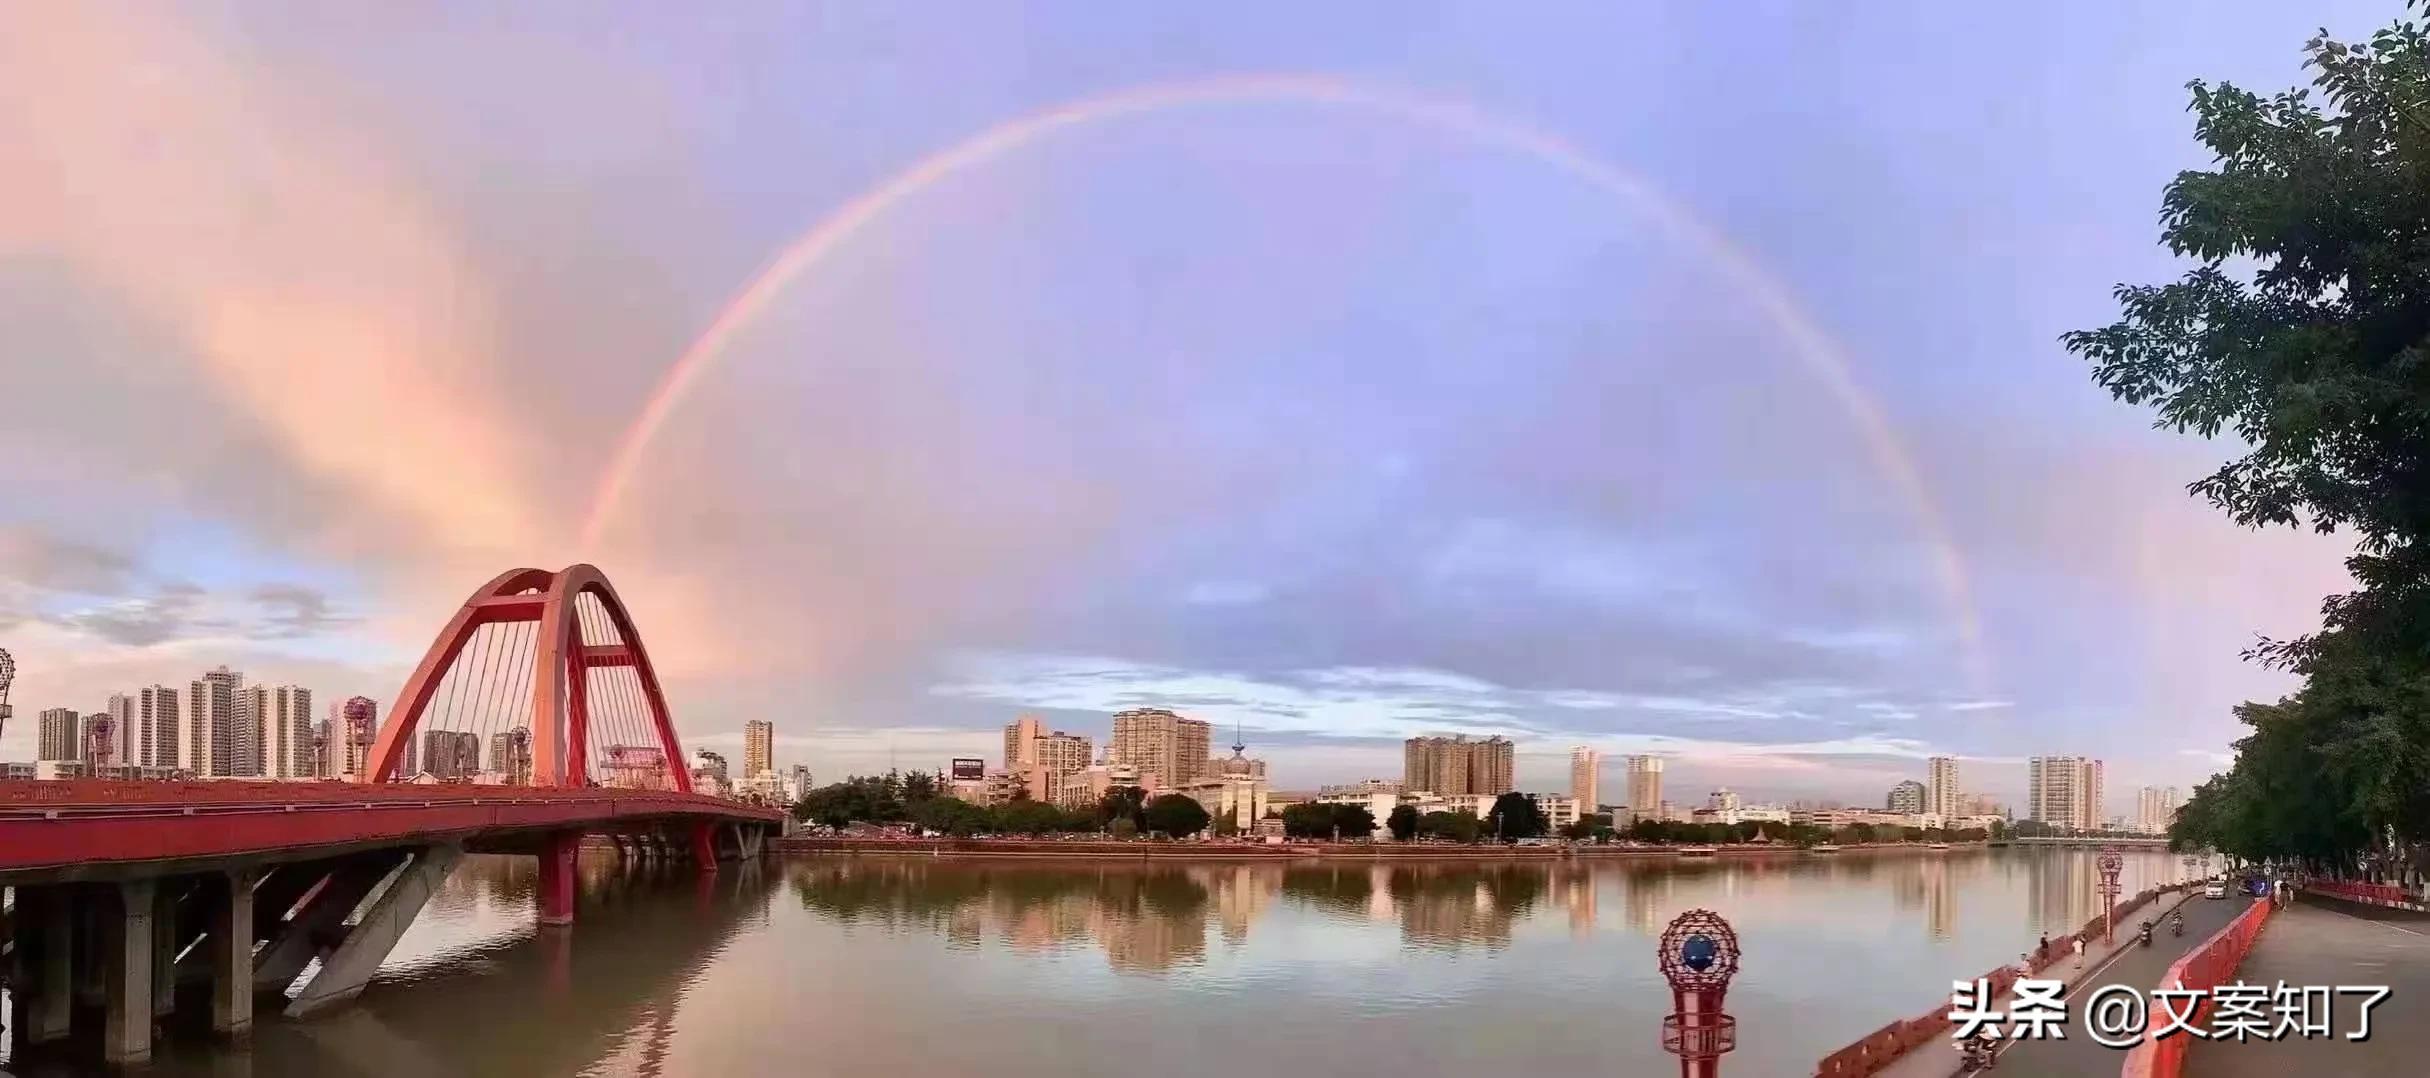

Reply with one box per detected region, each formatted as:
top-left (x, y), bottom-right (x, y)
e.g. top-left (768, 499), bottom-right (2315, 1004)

top-left (0, 2), bottom-right (2388, 813)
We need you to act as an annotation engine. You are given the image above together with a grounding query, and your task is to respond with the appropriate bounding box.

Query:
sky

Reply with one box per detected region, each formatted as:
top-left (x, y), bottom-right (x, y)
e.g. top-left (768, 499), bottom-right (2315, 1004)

top-left (0, 1), bottom-right (2391, 814)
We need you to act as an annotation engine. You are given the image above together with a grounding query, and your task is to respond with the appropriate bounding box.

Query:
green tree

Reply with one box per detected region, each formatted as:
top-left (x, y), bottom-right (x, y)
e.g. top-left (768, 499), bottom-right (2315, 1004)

top-left (1419, 810), bottom-right (1483, 843)
top-left (1095, 786), bottom-right (1148, 833)
top-left (1387, 804), bottom-right (1421, 841)
top-left (2065, 15), bottom-right (2430, 880)
top-left (1485, 793), bottom-right (1547, 841)
top-left (1143, 793), bottom-right (1213, 838)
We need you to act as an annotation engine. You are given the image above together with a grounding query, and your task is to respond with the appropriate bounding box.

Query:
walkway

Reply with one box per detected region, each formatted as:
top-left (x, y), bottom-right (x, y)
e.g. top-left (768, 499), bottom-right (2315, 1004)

top-left (1875, 890), bottom-right (2233, 1078)
top-left (2184, 896), bottom-right (2430, 1077)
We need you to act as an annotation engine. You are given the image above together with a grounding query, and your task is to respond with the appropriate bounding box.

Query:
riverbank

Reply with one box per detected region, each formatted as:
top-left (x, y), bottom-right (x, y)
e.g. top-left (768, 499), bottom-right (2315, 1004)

top-left (775, 836), bottom-right (1988, 861)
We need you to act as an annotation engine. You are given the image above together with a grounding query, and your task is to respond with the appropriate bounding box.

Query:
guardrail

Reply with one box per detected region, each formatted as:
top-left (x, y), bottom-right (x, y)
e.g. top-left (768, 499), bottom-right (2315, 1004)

top-left (2117, 896), bottom-right (2273, 1078)
top-left (1812, 883), bottom-right (2191, 1077)
top-left (2306, 879), bottom-right (2426, 912)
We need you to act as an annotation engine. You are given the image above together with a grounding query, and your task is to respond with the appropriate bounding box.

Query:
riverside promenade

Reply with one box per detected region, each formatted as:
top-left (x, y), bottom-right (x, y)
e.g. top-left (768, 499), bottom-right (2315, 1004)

top-left (1870, 889), bottom-right (2215, 1078)
top-left (2184, 894), bottom-right (2430, 1077)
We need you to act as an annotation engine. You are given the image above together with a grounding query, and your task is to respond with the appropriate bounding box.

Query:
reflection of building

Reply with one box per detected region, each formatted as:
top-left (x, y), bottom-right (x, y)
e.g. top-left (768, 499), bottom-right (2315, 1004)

top-left (1886, 780), bottom-right (1926, 814)
top-left (1571, 747), bottom-right (1600, 809)
top-left (1625, 756), bottom-right (1664, 821)
top-left (1924, 858), bottom-right (1955, 940)
top-left (1402, 735), bottom-right (1515, 796)
top-left (1111, 709), bottom-right (1211, 788)
top-left (1928, 756), bottom-right (1961, 818)
top-left (1556, 866), bottom-right (1597, 937)
top-left (2028, 756), bottom-right (2105, 831)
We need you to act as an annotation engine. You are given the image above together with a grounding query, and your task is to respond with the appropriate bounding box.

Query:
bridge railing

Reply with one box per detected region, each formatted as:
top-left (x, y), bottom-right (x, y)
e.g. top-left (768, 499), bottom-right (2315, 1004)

top-left (2117, 896), bottom-right (2273, 1078)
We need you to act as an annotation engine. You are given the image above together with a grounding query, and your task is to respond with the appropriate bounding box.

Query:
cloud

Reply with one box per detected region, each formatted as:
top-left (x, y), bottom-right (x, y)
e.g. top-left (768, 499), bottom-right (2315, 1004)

top-left (1945, 699), bottom-right (2013, 712)
top-left (44, 582), bottom-right (217, 647)
top-left (247, 583), bottom-right (357, 639)
top-left (0, 526), bottom-right (137, 594)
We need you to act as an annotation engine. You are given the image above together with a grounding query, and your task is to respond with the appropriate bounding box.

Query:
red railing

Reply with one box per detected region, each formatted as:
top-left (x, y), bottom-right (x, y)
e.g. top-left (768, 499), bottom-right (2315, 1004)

top-left (2306, 879), bottom-right (2421, 909)
top-left (2117, 896), bottom-right (2273, 1078)
top-left (1811, 884), bottom-right (2188, 1077)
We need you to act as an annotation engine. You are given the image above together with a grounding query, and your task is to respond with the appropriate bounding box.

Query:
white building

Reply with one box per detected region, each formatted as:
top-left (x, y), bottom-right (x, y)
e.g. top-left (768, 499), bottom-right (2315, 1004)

top-left (2135, 786), bottom-right (2180, 835)
top-left (244, 684), bottom-right (315, 779)
top-left (2027, 756), bottom-right (2105, 832)
top-left (1570, 747), bottom-right (1600, 811)
top-left (1525, 792), bottom-right (1581, 832)
top-left (135, 685), bottom-right (179, 768)
top-left (1927, 756), bottom-right (1960, 818)
top-left (36, 707), bottom-right (80, 762)
top-left (1625, 756), bottom-right (1664, 820)
top-left (1886, 780), bottom-right (1926, 814)
top-left (1707, 788), bottom-right (1742, 812)
top-left (188, 666), bottom-right (245, 778)
top-left (104, 693), bottom-right (139, 767)
top-left (1314, 789), bottom-right (1399, 838)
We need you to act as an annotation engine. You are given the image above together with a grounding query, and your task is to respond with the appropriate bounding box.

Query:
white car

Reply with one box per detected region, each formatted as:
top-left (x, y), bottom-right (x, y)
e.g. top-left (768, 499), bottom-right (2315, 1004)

top-left (2204, 881), bottom-right (2228, 899)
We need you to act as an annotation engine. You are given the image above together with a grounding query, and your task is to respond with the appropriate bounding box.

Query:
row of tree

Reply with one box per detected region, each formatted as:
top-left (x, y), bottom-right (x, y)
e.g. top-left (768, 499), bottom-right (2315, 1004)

top-left (2065, 14), bottom-right (2430, 882)
top-left (792, 772), bottom-right (1213, 838)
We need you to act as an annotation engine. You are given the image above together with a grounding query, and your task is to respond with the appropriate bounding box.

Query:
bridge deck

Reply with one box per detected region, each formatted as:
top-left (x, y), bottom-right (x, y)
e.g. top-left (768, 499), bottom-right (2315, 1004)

top-left (0, 779), bottom-right (782, 883)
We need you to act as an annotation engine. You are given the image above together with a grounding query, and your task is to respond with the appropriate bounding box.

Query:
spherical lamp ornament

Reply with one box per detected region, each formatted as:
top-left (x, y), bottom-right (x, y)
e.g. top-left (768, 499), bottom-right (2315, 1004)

top-left (1657, 908), bottom-right (1740, 1075)
top-left (1657, 908), bottom-right (1741, 991)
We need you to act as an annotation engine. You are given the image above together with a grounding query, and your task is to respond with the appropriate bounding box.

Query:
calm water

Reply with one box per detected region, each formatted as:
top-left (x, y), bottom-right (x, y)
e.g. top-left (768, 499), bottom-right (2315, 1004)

top-left (7, 848), bottom-right (2209, 1076)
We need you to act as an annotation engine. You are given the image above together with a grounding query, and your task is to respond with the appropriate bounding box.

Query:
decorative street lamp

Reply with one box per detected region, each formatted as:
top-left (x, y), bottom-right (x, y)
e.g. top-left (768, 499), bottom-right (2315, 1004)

top-left (2096, 847), bottom-right (2125, 944)
top-left (0, 647), bottom-right (14, 743)
top-left (1659, 908), bottom-right (1740, 1078)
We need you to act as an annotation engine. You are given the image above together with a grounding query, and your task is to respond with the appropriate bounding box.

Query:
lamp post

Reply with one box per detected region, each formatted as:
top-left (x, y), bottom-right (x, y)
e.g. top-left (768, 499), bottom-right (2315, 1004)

top-left (1659, 909), bottom-right (1740, 1078)
top-left (2096, 847), bottom-right (2124, 944)
top-left (0, 647), bottom-right (14, 743)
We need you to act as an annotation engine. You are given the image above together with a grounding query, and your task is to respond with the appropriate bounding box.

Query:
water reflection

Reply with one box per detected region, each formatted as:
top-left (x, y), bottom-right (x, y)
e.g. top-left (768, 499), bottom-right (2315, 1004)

top-left (4, 847), bottom-right (2215, 1077)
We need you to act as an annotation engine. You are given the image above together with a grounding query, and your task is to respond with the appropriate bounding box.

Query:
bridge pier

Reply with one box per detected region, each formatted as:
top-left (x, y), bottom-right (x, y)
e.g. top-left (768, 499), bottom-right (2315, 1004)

top-left (254, 856), bottom-right (394, 993)
top-left (21, 886), bottom-right (73, 1045)
top-left (103, 879), bottom-right (156, 1064)
top-left (212, 867), bottom-right (260, 1036)
top-left (288, 844), bottom-right (462, 1017)
top-left (539, 831), bottom-right (579, 927)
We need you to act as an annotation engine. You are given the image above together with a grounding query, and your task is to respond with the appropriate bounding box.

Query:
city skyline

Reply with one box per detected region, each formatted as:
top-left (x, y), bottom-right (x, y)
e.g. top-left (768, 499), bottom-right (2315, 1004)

top-left (2, 1), bottom-right (2390, 807)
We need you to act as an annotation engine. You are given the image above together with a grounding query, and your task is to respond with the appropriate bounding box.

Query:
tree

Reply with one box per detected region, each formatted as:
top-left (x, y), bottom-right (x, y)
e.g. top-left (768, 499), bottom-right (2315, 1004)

top-left (1096, 786), bottom-right (1148, 833)
top-left (2063, 15), bottom-right (2430, 881)
top-left (1387, 804), bottom-right (1421, 841)
top-left (1330, 804), bottom-right (1377, 841)
top-left (1419, 810), bottom-right (1483, 843)
top-left (1485, 793), bottom-right (1547, 841)
top-left (1143, 794), bottom-right (1212, 838)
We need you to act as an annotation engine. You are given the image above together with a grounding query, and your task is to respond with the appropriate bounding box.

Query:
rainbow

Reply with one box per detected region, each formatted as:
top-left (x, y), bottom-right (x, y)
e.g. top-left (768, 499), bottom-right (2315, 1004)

top-left (579, 74), bottom-right (1992, 691)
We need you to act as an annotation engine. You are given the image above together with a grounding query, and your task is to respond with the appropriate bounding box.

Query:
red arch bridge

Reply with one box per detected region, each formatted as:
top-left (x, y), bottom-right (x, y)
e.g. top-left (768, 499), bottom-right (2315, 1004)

top-left (0, 565), bottom-right (783, 1064)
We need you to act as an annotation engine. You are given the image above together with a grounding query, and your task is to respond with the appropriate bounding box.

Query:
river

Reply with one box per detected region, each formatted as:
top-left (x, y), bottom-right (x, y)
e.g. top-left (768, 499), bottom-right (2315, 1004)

top-left (3, 847), bottom-right (2210, 1076)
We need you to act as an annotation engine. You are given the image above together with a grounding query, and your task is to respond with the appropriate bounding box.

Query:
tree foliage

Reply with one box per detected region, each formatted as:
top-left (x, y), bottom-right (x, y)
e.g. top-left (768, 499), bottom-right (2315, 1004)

top-left (1387, 804), bottom-right (1421, 841)
top-left (1143, 793), bottom-right (1212, 838)
top-left (2065, 14), bottom-right (2430, 880)
top-left (1281, 802), bottom-right (1378, 840)
top-left (1485, 792), bottom-right (1547, 840)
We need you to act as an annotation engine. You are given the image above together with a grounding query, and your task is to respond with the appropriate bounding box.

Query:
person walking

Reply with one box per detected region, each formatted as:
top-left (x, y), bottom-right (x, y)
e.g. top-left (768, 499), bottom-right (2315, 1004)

top-left (2072, 934), bottom-right (2087, 969)
top-left (2035, 934), bottom-right (2050, 965)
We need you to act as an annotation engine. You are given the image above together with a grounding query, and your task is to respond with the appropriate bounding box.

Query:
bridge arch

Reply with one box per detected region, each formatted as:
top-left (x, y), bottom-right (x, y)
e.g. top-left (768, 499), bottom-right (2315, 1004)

top-left (363, 564), bottom-right (692, 791)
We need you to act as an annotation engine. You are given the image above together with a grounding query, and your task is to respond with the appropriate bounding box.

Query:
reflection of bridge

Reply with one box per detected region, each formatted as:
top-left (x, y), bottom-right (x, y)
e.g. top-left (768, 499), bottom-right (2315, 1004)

top-left (0, 565), bottom-right (781, 1066)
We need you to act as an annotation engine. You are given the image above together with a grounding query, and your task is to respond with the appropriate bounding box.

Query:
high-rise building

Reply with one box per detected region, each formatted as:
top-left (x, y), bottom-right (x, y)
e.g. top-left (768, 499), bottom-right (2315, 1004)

top-left (1570, 746), bottom-right (1601, 809)
top-left (421, 729), bottom-right (480, 780)
top-left (1110, 709), bottom-right (1212, 788)
top-left (2027, 756), bottom-right (2106, 832)
top-left (1708, 788), bottom-right (1742, 812)
top-left (743, 719), bottom-right (774, 778)
top-left (1886, 779), bottom-right (1927, 814)
top-left (135, 685), bottom-right (179, 768)
top-left (490, 731), bottom-right (533, 783)
top-left (105, 693), bottom-right (138, 767)
top-left (335, 696), bottom-right (379, 777)
top-left (80, 713), bottom-right (116, 767)
top-left (1004, 714), bottom-right (1044, 773)
top-left (37, 707), bottom-right (80, 762)
top-left (1625, 755), bottom-right (1664, 820)
top-left (2136, 786), bottom-right (2180, 835)
top-left (246, 685), bottom-right (314, 779)
top-left (1927, 756), bottom-right (1960, 818)
top-left (1400, 735), bottom-right (1517, 796)
top-left (188, 666), bottom-right (244, 778)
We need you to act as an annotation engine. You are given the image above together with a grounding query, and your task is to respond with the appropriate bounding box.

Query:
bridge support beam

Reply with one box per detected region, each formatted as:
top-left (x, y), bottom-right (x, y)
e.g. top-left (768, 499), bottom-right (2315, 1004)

top-left (690, 821), bottom-right (718, 869)
top-left (212, 867), bottom-right (261, 1036)
top-left (153, 878), bottom-right (179, 1017)
top-left (288, 844), bottom-right (462, 1018)
top-left (104, 878), bottom-right (156, 1064)
top-left (538, 831), bottom-right (579, 927)
top-left (254, 857), bottom-right (394, 993)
